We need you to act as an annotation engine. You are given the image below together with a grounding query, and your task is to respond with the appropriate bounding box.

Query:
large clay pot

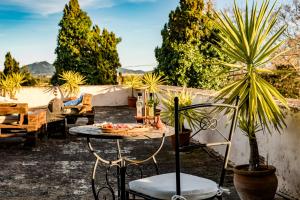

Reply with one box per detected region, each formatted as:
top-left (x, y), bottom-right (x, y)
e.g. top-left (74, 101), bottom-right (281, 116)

top-left (128, 96), bottom-right (137, 108)
top-left (234, 164), bottom-right (278, 200)
top-left (171, 129), bottom-right (191, 149)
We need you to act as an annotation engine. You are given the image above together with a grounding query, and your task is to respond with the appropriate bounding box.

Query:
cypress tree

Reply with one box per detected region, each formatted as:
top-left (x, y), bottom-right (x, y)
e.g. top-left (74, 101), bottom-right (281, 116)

top-left (52, 0), bottom-right (121, 85)
top-left (155, 0), bottom-right (228, 89)
top-left (4, 52), bottom-right (20, 75)
top-left (52, 0), bottom-right (92, 84)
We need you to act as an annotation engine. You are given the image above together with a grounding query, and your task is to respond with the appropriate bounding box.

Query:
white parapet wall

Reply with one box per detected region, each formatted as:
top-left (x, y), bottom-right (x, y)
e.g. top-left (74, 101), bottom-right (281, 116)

top-left (11, 85), bottom-right (300, 198)
top-left (15, 85), bottom-right (131, 108)
top-left (159, 85), bottom-right (300, 199)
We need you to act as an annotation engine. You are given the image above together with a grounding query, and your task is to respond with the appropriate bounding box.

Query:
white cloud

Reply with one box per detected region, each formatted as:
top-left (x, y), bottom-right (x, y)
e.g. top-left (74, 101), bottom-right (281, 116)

top-left (0, 0), bottom-right (156, 15)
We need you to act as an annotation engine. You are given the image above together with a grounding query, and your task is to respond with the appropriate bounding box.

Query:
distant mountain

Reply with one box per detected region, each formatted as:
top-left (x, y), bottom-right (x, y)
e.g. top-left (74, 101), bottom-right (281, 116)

top-left (118, 68), bottom-right (149, 74)
top-left (23, 61), bottom-right (55, 77)
top-left (22, 62), bottom-right (149, 77)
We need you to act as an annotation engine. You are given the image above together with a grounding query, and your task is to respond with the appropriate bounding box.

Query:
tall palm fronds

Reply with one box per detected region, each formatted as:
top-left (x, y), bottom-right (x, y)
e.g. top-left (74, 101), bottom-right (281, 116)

top-left (124, 75), bottom-right (143, 97)
top-left (0, 73), bottom-right (25, 98)
top-left (59, 71), bottom-right (86, 97)
top-left (214, 0), bottom-right (289, 170)
top-left (142, 73), bottom-right (165, 93)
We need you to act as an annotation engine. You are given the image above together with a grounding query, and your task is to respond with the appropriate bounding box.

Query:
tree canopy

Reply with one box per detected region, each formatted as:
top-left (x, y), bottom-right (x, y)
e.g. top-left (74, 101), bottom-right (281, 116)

top-left (53, 0), bottom-right (121, 85)
top-left (154, 0), bottom-right (228, 89)
top-left (4, 52), bottom-right (20, 75)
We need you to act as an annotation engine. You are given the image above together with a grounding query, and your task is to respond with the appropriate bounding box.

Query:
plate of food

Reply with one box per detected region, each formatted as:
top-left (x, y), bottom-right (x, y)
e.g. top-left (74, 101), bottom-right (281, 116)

top-left (97, 122), bottom-right (150, 134)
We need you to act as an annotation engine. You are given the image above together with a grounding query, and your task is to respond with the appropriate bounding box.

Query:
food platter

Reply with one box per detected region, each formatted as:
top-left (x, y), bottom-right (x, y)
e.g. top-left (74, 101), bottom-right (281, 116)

top-left (96, 122), bottom-right (151, 135)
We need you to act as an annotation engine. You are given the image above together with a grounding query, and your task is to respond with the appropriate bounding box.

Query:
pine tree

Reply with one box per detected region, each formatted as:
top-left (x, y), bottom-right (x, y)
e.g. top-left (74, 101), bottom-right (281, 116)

top-left (52, 0), bottom-right (121, 85)
top-left (4, 52), bottom-right (20, 75)
top-left (155, 0), bottom-right (228, 89)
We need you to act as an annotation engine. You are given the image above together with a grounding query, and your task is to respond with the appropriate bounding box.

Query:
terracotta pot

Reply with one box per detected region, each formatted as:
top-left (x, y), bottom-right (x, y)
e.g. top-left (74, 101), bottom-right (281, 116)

top-left (128, 96), bottom-right (137, 108)
top-left (171, 129), bottom-right (191, 149)
top-left (234, 164), bottom-right (278, 200)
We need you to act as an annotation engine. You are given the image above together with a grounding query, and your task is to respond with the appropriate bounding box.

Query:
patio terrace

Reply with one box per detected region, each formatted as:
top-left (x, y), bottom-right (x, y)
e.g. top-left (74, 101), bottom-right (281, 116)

top-left (0, 106), bottom-right (290, 200)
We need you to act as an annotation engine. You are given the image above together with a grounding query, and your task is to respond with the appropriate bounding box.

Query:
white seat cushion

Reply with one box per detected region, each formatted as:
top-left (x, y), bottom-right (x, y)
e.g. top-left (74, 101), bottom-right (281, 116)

top-left (129, 172), bottom-right (218, 200)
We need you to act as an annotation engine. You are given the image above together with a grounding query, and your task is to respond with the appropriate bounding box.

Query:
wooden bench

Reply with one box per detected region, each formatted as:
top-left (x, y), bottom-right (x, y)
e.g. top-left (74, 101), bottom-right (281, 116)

top-left (0, 103), bottom-right (46, 142)
top-left (63, 94), bottom-right (95, 125)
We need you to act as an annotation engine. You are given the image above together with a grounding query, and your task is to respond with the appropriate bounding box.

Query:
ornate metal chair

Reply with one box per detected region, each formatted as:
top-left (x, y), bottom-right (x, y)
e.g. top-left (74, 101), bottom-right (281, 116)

top-left (127, 97), bottom-right (239, 200)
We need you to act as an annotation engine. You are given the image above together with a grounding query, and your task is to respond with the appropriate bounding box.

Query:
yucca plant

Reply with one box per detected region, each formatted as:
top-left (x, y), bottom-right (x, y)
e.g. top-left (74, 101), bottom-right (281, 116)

top-left (0, 73), bottom-right (25, 98)
top-left (59, 71), bottom-right (86, 97)
top-left (161, 87), bottom-right (201, 133)
top-left (214, 0), bottom-right (289, 171)
top-left (142, 73), bottom-right (165, 93)
top-left (124, 75), bottom-right (143, 97)
top-left (143, 73), bottom-right (165, 108)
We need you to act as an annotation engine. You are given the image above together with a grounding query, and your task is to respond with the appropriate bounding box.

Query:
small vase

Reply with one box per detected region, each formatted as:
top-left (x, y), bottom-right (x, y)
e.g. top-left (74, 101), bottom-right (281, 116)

top-left (155, 115), bottom-right (164, 129)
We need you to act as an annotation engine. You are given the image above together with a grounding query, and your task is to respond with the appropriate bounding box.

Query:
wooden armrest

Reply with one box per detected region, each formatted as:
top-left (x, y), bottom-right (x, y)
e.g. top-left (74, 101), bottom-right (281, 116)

top-left (63, 97), bottom-right (77, 102)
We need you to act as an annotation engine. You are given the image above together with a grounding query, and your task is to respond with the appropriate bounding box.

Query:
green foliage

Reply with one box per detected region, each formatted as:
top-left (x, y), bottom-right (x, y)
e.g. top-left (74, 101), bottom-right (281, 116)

top-left (214, 0), bottom-right (288, 170)
top-left (20, 66), bottom-right (38, 86)
top-left (0, 73), bottom-right (25, 98)
top-left (161, 87), bottom-right (201, 133)
top-left (155, 0), bottom-right (228, 90)
top-left (261, 65), bottom-right (300, 98)
top-left (4, 52), bottom-right (20, 75)
top-left (87, 26), bottom-right (121, 84)
top-left (123, 75), bottom-right (143, 97)
top-left (142, 73), bottom-right (165, 93)
top-left (59, 70), bottom-right (86, 97)
top-left (53, 0), bottom-right (121, 85)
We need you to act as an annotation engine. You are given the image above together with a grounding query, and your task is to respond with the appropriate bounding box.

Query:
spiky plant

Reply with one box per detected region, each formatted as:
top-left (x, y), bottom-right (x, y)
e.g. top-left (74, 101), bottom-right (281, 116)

top-left (124, 75), bottom-right (143, 97)
top-left (142, 73), bottom-right (165, 93)
top-left (161, 87), bottom-right (201, 133)
top-left (214, 0), bottom-right (289, 170)
top-left (0, 73), bottom-right (25, 98)
top-left (143, 73), bottom-right (165, 108)
top-left (59, 71), bottom-right (86, 97)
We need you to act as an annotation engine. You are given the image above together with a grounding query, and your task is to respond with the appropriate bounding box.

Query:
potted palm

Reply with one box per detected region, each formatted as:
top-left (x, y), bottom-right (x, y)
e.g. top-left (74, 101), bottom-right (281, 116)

top-left (0, 73), bottom-right (25, 99)
top-left (142, 73), bottom-right (165, 114)
top-left (124, 75), bottom-right (142, 107)
top-left (161, 87), bottom-right (201, 147)
top-left (59, 70), bottom-right (86, 99)
top-left (214, 0), bottom-right (289, 199)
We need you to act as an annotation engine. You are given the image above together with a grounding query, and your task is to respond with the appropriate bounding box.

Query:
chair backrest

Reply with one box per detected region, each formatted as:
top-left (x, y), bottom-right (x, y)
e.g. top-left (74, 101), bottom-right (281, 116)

top-left (174, 97), bottom-right (239, 196)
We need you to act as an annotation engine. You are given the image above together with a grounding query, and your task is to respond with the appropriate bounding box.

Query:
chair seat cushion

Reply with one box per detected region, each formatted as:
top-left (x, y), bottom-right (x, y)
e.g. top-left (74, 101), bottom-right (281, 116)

top-left (129, 172), bottom-right (218, 200)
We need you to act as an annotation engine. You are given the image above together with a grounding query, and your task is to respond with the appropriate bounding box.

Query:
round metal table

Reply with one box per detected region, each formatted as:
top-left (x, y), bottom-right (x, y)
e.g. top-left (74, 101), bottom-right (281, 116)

top-left (69, 124), bottom-right (173, 200)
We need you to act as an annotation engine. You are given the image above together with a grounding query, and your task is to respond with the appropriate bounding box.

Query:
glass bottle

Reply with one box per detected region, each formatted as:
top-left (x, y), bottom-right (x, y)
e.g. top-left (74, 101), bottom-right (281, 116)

top-left (147, 93), bottom-right (155, 118)
top-left (136, 93), bottom-right (143, 118)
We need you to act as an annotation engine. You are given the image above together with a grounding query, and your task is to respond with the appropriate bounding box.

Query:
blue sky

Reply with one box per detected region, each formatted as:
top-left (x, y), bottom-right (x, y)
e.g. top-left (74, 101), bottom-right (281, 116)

top-left (0, 0), bottom-right (291, 71)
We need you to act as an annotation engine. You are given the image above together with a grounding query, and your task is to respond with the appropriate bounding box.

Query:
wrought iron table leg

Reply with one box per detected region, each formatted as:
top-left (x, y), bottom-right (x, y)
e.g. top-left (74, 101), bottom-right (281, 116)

top-left (92, 158), bottom-right (99, 200)
top-left (120, 161), bottom-right (127, 200)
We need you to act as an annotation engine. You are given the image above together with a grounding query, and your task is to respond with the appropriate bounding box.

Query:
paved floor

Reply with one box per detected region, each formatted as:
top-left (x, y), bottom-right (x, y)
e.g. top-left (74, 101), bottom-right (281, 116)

top-left (0, 106), bottom-right (284, 200)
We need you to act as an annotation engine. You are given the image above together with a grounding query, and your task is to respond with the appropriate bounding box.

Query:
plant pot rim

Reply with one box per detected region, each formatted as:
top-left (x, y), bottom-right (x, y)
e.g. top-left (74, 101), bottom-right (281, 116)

top-left (234, 164), bottom-right (276, 176)
top-left (128, 96), bottom-right (137, 99)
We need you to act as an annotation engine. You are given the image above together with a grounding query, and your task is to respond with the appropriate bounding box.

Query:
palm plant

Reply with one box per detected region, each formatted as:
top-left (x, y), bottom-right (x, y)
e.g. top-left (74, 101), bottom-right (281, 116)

top-left (142, 73), bottom-right (165, 108)
top-left (124, 75), bottom-right (143, 97)
top-left (161, 87), bottom-right (201, 133)
top-left (59, 71), bottom-right (86, 97)
top-left (214, 0), bottom-right (289, 170)
top-left (0, 73), bottom-right (25, 98)
top-left (142, 73), bottom-right (165, 93)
